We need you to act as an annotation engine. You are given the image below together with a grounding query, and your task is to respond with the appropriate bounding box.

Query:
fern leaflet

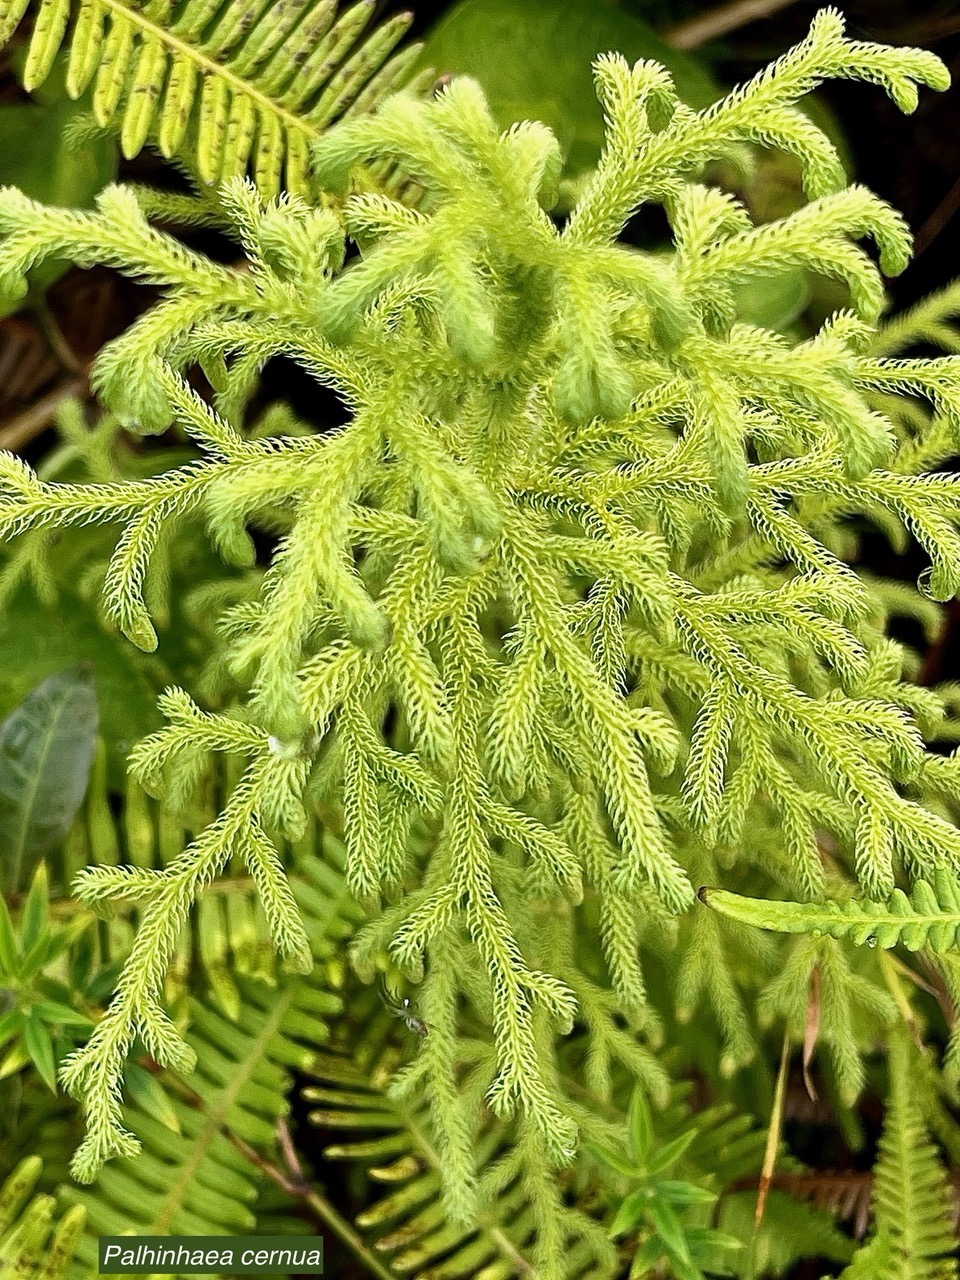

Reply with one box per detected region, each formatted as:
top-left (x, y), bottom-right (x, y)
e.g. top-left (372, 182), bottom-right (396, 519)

top-left (0, 0), bottom-right (428, 197)
top-left (700, 869), bottom-right (960, 951)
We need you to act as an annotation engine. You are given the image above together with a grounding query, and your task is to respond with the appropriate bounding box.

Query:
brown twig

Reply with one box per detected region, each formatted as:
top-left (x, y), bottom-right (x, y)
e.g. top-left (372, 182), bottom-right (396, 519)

top-left (665, 0), bottom-right (800, 50)
top-left (0, 377), bottom-right (84, 452)
top-left (33, 299), bottom-right (88, 378)
top-left (914, 174), bottom-right (960, 259)
top-left (228, 1125), bottom-right (400, 1280)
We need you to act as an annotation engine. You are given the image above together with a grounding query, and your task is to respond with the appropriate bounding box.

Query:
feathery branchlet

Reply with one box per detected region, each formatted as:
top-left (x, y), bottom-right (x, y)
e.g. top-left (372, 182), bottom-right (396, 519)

top-left (0, 10), bottom-right (959, 1210)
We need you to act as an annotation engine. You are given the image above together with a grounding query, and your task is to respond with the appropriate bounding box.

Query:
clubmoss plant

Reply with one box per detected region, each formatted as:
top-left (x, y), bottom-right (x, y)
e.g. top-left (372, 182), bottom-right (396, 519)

top-left (1, 13), bottom-right (960, 1272)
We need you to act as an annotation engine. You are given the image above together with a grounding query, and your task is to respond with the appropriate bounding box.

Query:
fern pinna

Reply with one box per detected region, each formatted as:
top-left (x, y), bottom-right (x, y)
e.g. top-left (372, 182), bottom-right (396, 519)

top-left (0, 0), bottom-right (429, 195)
top-left (2, 5), bottom-right (960, 1275)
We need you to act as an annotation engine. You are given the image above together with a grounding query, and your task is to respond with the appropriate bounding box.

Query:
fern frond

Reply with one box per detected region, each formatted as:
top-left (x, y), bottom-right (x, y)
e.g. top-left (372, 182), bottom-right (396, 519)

top-left (0, 0), bottom-right (427, 197)
top-left (700, 869), bottom-right (960, 951)
top-left (62, 968), bottom-right (338, 1266)
top-left (836, 1031), bottom-right (958, 1279)
top-left (305, 994), bottom-right (616, 1280)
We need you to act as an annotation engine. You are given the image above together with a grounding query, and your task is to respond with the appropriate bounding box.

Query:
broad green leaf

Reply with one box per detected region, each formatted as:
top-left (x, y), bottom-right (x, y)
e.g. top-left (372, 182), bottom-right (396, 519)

top-left (0, 96), bottom-right (114, 210)
top-left (0, 668), bottom-right (98, 894)
top-left (417, 0), bottom-right (717, 175)
top-left (0, 587), bottom-right (162, 783)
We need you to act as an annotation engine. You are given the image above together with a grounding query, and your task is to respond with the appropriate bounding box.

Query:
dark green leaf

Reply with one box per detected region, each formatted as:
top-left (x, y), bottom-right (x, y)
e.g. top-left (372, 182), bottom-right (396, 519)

top-left (647, 1129), bottom-right (698, 1176)
top-left (610, 1187), bottom-right (651, 1239)
top-left (655, 1180), bottom-right (718, 1207)
top-left (18, 934), bottom-right (58, 983)
top-left (31, 1001), bottom-right (94, 1030)
top-left (631, 1236), bottom-right (664, 1276)
top-left (0, 1038), bottom-right (30, 1079)
top-left (585, 1141), bottom-right (642, 1179)
top-left (0, 587), bottom-right (160, 785)
top-left (19, 860), bottom-right (48, 952)
top-left (0, 667), bottom-right (98, 893)
top-left (40, 913), bottom-right (92, 963)
top-left (685, 1225), bottom-right (744, 1257)
top-left (631, 1237), bottom-right (664, 1277)
top-left (69, 928), bottom-right (95, 990)
top-left (19, 863), bottom-right (49, 953)
top-left (86, 962), bottom-right (124, 1004)
top-left (0, 1007), bottom-right (22, 1047)
top-left (628, 1086), bottom-right (653, 1164)
top-left (648, 1200), bottom-right (695, 1269)
top-left (22, 1012), bottom-right (57, 1091)
top-left (0, 60), bottom-right (116, 310)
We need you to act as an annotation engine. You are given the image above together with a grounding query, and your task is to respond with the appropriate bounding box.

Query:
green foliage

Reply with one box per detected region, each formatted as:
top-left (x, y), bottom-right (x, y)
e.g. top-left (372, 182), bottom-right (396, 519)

top-left (416, 0), bottom-right (717, 174)
top-left (836, 1031), bottom-right (958, 1280)
top-left (0, 6), bottom-right (959, 1277)
top-left (63, 971), bottom-right (339, 1272)
top-left (0, 667), bottom-right (98, 894)
top-left (0, 1157), bottom-right (85, 1280)
top-left (0, 0), bottom-right (428, 198)
top-left (0, 819), bottom-right (356, 1276)
top-left (590, 1087), bottom-right (742, 1280)
top-left (0, 0), bottom-right (954, 1196)
top-left (0, 864), bottom-right (96, 1090)
top-left (702, 870), bottom-right (960, 951)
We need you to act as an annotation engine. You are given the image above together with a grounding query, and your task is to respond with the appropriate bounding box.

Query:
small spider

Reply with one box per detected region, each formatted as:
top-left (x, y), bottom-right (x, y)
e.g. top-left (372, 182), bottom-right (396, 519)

top-left (377, 976), bottom-right (428, 1038)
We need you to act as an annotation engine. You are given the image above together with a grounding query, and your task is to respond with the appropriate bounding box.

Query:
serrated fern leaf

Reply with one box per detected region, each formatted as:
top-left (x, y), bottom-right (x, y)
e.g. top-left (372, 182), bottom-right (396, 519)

top-left (0, 0), bottom-right (427, 197)
top-left (700, 869), bottom-right (960, 951)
